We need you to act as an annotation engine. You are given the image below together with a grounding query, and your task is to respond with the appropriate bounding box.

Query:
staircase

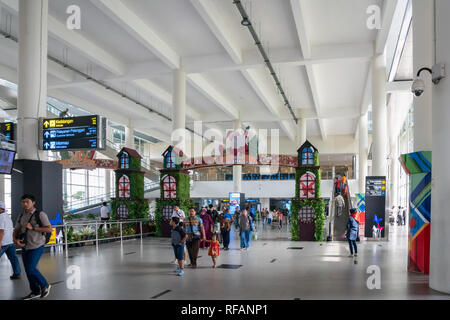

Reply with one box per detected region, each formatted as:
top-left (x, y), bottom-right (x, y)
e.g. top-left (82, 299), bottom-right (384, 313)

top-left (331, 182), bottom-right (353, 241)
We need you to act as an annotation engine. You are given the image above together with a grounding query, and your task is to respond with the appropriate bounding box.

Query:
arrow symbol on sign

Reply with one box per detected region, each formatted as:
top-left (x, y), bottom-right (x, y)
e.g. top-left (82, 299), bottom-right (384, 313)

top-left (44, 131), bottom-right (50, 138)
top-left (44, 121), bottom-right (50, 128)
top-left (44, 142), bottom-right (50, 149)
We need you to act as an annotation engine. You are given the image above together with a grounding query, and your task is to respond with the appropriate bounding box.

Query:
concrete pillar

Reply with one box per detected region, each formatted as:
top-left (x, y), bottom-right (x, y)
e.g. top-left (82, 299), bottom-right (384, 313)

top-left (233, 118), bottom-right (242, 193)
top-left (358, 114), bottom-right (368, 193)
top-left (172, 69), bottom-right (186, 151)
top-left (125, 120), bottom-right (134, 149)
top-left (296, 118), bottom-right (307, 147)
top-left (371, 54), bottom-right (388, 177)
top-left (105, 169), bottom-right (111, 199)
top-left (389, 142), bottom-right (398, 208)
top-left (16, 0), bottom-right (48, 160)
top-left (430, 0), bottom-right (450, 294)
top-left (413, 0), bottom-right (434, 152)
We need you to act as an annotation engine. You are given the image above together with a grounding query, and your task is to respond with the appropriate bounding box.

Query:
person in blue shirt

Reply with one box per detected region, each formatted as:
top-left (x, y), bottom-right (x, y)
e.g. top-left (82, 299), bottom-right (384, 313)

top-left (345, 208), bottom-right (360, 257)
top-left (183, 208), bottom-right (206, 268)
top-left (170, 217), bottom-right (187, 276)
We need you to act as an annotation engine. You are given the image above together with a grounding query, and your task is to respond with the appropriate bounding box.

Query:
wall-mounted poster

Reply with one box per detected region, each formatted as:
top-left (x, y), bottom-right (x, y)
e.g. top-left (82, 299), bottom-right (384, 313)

top-left (365, 176), bottom-right (386, 238)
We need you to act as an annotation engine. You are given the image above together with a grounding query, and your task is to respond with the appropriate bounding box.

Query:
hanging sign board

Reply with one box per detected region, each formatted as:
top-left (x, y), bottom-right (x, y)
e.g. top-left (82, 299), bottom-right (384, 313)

top-left (40, 115), bottom-right (106, 151)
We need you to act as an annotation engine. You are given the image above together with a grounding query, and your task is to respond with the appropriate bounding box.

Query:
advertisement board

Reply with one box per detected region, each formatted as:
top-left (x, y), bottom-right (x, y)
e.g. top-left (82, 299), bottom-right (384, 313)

top-left (364, 176), bottom-right (386, 238)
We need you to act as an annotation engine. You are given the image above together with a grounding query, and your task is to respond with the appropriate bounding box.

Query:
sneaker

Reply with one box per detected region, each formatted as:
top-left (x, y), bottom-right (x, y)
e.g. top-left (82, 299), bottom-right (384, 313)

top-left (240, 248), bottom-right (244, 251)
top-left (173, 267), bottom-right (181, 273)
top-left (40, 285), bottom-right (51, 299)
top-left (171, 260), bottom-right (178, 265)
top-left (22, 292), bottom-right (41, 300)
top-left (10, 274), bottom-right (21, 280)
top-left (354, 253), bottom-right (358, 257)
top-left (177, 269), bottom-right (184, 276)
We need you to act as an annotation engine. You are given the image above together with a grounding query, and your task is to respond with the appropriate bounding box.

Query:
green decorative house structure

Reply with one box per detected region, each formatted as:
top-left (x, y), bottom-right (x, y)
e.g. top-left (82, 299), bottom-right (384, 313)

top-left (290, 141), bottom-right (325, 241)
top-left (111, 147), bottom-right (149, 220)
top-left (156, 146), bottom-right (194, 237)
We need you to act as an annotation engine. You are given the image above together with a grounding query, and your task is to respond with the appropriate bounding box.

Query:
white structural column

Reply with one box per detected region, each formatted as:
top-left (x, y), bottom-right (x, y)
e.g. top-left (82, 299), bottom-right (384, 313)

top-left (233, 118), bottom-right (242, 193)
top-left (172, 69), bottom-right (187, 150)
top-left (413, 0), bottom-right (434, 152)
top-left (371, 54), bottom-right (388, 177)
top-left (296, 118), bottom-right (307, 147)
top-left (430, 0), bottom-right (450, 294)
top-left (389, 142), bottom-right (398, 208)
top-left (16, 0), bottom-right (48, 160)
top-left (125, 120), bottom-right (134, 149)
top-left (358, 114), bottom-right (368, 193)
top-left (105, 169), bottom-right (111, 199)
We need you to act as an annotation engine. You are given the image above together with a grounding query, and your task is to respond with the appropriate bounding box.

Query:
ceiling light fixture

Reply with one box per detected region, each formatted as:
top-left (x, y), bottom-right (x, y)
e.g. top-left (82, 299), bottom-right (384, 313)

top-left (241, 18), bottom-right (251, 26)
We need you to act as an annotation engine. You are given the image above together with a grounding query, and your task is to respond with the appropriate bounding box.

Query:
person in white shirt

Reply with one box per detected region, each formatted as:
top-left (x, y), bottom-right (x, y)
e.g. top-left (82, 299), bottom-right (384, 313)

top-left (267, 210), bottom-right (273, 225)
top-left (171, 205), bottom-right (185, 222)
top-left (0, 201), bottom-right (21, 280)
top-left (99, 202), bottom-right (110, 231)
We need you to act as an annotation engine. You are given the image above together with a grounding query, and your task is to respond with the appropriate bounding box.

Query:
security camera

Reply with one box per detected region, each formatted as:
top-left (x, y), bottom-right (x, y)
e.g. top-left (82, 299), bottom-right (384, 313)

top-left (411, 78), bottom-right (425, 97)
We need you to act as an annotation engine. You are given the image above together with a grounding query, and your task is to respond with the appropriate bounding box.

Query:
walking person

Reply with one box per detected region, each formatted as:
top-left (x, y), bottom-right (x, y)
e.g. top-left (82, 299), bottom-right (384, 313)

top-left (199, 208), bottom-right (213, 249)
top-left (267, 209), bottom-right (273, 226)
top-left (334, 177), bottom-right (341, 196)
top-left (402, 207), bottom-right (407, 226)
top-left (170, 205), bottom-right (186, 265)
top-left (261, 208), bottom-right (267, 227)
top-left (99, 202), bottom-right (110, 231)
top-left (220, 208), bottom-right (233, 250)
top-left (206, 233), bottom-right (220, 268)
top-left (345, 208), bottom-right (359, 257)
top-left (0, 201), bottom-right (21, 280)
top-left (184, 208), bottom-right (206, 268)
top-left (170, 217), bottom-right (187, 276)
top-left (13, 194), bottom-right (52, 300)
top-left (239, 209), bottom-right (253, 251)
top-left (278, 210), bottom-right (283, 229)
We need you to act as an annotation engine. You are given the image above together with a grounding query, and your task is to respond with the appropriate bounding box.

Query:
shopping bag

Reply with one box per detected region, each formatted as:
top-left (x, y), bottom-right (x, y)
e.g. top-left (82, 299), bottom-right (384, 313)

top-left (252, 231), bottom-right (258, 240)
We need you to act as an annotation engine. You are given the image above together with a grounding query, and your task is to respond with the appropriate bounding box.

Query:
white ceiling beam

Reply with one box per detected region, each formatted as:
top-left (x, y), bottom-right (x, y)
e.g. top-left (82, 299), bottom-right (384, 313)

top-left (187, 73), bottom-right (239, 120)
top-left (133, 79), bottom-right (202, 120)
top-left (386, 80), bottom-right (412, 93)
top-left (190, 0), bottom-right (242, 64)
top-left (90, 0), bottom-right (180, 69)
top-left (190, 0), bottom-right (296, 141)
top-left (1, 0), bottom-right (126, 76)
top-left (241, 69), bottom-right (296, 141)
top-left (376, 0), bottom-right (399, 54)
top-left (290, 0), bottom-right (327, 141)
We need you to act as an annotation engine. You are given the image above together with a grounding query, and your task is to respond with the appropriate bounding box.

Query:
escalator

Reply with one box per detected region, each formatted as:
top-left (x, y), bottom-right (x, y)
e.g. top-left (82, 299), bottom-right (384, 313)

top-left (331, 182), bottom-right (353, 241)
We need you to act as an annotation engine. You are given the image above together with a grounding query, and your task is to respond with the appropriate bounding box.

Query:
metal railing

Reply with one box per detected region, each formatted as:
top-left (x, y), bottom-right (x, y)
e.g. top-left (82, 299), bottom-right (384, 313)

top-left (38, 218), bottom-right (155, 257)
top-left (64, 181), bottom-right (160, 213)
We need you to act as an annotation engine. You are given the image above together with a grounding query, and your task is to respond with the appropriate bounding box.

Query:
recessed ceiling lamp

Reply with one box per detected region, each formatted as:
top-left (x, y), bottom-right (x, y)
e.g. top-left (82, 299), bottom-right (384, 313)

top-left (241, 17), bottom-right (251, 26)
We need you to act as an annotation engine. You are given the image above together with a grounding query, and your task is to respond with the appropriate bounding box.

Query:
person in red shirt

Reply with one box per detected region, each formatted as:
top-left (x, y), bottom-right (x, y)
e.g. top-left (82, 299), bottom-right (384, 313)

top-left (334, 177), bottom-right (341, 196)
top-left (207, 233), bottom-right (220, 268)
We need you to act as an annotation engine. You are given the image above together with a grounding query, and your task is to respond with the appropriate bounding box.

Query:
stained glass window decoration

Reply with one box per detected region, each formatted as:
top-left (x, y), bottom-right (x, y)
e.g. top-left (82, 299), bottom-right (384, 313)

top-left (301, 147), bottom-right (314, 165)
top-left (162, 175), bottom-right (177, 199)
top-left (165, 151), bottom-right (176, 169)
top-left (117, 205), bottom-right (129, 220)
top-left (299, 172), bottom-right (316, 199)
top-left (120, 153), bottom-right (130, 169)
top-left (162, 205), bottom-right (173, 221)
top-left (118, 175), bottom-right (131, 198)
top-left (299, 206), bottom-right (315, 224)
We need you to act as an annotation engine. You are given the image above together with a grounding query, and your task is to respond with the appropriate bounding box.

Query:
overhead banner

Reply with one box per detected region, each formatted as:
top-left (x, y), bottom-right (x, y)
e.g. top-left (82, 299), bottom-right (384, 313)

top-left (40, 115), bottom-right (106, 151)
top-left (365, 176), bottom-right (386, 238)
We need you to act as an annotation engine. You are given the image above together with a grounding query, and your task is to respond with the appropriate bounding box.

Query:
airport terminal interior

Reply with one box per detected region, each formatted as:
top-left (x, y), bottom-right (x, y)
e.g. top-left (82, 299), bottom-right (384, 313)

top-left (1, 0), bottom-right (450, 300)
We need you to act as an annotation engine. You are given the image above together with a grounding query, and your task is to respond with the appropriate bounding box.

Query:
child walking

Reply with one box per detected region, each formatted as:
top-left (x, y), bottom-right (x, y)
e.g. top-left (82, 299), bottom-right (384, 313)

top-left (207, 233), bottom-right (220, 268)
top-left (170, 217), bottom-right (187, 276)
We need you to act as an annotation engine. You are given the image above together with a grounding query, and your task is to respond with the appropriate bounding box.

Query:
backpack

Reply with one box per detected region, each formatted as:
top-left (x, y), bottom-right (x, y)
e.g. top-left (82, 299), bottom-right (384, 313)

top-left (34, 211), bottom-right (53, 244)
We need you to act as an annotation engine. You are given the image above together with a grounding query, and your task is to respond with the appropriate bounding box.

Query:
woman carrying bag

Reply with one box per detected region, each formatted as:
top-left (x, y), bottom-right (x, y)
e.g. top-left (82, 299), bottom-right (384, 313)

top-left (345, 208), bottom-right (360, 257)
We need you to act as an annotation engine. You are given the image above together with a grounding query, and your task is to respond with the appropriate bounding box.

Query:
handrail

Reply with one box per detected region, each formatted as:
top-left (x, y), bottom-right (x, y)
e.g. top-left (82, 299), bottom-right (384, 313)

top-left (64, 181), bottom-right (160, 212)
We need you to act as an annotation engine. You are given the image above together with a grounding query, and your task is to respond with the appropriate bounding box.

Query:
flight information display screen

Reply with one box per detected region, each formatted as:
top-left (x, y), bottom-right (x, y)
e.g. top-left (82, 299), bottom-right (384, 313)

top-left (0, 122), bottom-right (15, 141)
top-left (41, 116), bottom-right (102, 151)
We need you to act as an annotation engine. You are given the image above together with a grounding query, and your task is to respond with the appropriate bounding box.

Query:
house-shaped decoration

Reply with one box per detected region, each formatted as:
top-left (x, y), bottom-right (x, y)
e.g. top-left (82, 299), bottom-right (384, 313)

top-left (291, 140), bottom-right (325, 241)
top-left (156, 146), bottom-right (194, 237)
top-left (111, 147), bottom-right (149, 221)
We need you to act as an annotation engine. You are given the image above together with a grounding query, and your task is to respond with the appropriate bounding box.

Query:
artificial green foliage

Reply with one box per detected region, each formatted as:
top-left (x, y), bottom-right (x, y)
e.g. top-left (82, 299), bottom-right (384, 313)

top-left (155, 198), bottom-right (195, 236)
top-left (290, 199), bottom-right (325, 241)
top-left (313, 151), bottom-right (319, 166)
top-left (159, 171), bottom-right (191, 199)
top-left (129, 157), bottom-right (141, 171)
top-left (111, 199), bottom-right (149, 220)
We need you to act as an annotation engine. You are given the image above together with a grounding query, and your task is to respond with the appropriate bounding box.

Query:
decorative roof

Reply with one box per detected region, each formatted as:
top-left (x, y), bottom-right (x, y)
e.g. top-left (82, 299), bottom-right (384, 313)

top-left (162, 145), bottom-right (184, 157)
top-left (117, 147), bottom-right (142, 159)
top-left (297, 140), bottom-right (318, 154)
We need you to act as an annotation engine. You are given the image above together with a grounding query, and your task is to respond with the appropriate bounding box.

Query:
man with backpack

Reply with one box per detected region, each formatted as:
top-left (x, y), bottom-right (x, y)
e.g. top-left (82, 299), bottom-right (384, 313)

top-left (13, 194), bottom-right (52, 300)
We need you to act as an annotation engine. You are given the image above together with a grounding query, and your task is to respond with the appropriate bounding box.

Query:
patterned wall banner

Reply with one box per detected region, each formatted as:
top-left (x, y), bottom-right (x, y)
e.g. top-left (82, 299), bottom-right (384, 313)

top-left (399, 151), bottom-right (432, 274)
top-left (355, 193), bottom-right (366, 238)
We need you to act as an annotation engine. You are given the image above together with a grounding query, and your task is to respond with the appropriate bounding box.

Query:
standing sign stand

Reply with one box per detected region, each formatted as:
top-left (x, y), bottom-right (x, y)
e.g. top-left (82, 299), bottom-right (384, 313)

top-left (364, 176), bottom-right (387, 239)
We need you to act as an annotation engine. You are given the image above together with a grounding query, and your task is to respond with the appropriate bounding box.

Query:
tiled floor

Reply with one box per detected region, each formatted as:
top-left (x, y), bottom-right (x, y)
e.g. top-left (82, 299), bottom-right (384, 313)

top-left (0, 222), bottom-right (448, 300)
